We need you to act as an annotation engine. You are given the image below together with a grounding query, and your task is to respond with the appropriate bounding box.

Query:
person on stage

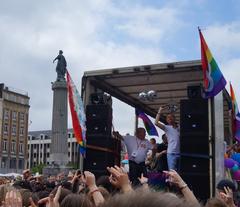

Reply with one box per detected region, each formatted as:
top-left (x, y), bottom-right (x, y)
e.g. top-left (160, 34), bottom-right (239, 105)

top-left (155, 106), bottom-right (180, 171)
top-left (113, 127), bottom-right (153, 186)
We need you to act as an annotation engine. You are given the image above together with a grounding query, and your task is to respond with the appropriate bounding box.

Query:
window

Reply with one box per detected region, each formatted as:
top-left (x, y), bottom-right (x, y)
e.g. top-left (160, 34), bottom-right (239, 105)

top-left (10, 158), bottom-right (16, 169)
top-left (20, 127), bottom-right (24, 136)
top-left (18, 159), bottom-right (24, 169)
top-left (12, 111), bottom-right (17, 120)
top-left (4, 123), bottom-right (8, 134)
top-left (12, 125), bottom-right (16, 135)
top-left (4, 110), bottom-right (9, 119)
top-left (3, 140), bottom-right (7, 151)
top-left (20, 112), bottom-right (25, 121)
top-left (19, 143), bottom-right (24, 154)
top-left (1, 157), bottom-right (7, 168)
top-left (11, 141), bottom-right (16, 153)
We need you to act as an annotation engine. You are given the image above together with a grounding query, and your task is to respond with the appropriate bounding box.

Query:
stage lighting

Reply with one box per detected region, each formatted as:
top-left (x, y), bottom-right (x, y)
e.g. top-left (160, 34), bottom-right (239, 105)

top-left (138, 90), bottom-right (157, 101)
top-left (139, 92), bottom-right (148, 101)
top-left (147, 90), bottom-right (157, 101)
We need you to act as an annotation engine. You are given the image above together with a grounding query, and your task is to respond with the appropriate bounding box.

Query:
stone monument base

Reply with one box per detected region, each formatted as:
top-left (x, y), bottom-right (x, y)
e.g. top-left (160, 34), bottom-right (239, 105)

top-left (43, 164), bottom-right (73, 177)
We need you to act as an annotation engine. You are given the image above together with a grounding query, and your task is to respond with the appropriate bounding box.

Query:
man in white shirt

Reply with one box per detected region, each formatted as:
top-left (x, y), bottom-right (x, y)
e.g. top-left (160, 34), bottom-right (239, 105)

top-left (155, 106), bottom-right (180, 171)
top-left (113, 127), bottom-right (153, 186)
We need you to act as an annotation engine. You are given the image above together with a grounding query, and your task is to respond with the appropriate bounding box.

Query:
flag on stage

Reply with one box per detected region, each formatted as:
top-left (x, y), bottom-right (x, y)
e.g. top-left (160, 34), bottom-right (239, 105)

top-left (136, 109), bottom-right (159, 136)
top-left (66, 71), bottom-right (86, 156)
top-left (230, 83), bottom-right (240, 142)
top-left (199, 28), bottom-right (226, 98)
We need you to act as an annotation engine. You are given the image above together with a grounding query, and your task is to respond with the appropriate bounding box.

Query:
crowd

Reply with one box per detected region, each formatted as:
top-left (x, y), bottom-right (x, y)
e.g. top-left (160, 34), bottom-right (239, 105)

top-left (0, 166), bottom-right (237, 207)
top-left (0, 105), bottom-right (238, 207)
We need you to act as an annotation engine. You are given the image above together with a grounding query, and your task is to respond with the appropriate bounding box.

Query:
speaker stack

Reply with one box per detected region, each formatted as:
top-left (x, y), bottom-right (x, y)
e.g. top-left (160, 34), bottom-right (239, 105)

top-left (84, 93), bottom-right (121, 178)
top-left (179, 85), bottom-right (210, 201)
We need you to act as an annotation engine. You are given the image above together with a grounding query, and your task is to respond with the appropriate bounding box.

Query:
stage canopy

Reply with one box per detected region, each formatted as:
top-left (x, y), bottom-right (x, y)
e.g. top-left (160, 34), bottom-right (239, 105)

top-left (82, 60), bottom-right (231, 128)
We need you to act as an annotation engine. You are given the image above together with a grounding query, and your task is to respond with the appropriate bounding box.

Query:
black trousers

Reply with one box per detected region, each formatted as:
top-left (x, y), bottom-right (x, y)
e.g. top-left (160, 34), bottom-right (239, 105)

top-left (129, 160), bottom-right (147, 186)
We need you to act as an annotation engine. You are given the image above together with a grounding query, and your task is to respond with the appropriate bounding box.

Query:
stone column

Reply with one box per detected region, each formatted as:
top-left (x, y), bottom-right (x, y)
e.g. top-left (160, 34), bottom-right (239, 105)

top-left (50, 80), bottom-right (68, 166)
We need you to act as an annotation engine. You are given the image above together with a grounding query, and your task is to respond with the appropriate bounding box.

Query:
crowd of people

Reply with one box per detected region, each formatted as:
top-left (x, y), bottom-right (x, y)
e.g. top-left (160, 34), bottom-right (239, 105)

top-left (0, 105), bottom-right (238, 207)
top-left (0, 165), bottom-right (236, 207)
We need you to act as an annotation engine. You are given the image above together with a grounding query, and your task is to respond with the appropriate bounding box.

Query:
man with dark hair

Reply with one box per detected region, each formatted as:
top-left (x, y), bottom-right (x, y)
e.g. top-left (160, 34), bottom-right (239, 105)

top-left (153, 134), bottom-right (168, 172)
top-left (113, 128), bottom-right (153, 186)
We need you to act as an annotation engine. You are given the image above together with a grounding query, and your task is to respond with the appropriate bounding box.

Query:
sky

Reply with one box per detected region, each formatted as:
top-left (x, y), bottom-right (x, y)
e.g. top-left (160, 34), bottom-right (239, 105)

top-left (1, 0), bottom-right (240, 142)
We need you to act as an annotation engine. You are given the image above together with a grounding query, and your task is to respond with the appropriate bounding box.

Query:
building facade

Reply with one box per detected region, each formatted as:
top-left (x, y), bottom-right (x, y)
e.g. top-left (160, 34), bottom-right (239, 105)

top-left (0, 83), bottom-right (30, 173)
top-left (27, 129), bottom-right (79, 168)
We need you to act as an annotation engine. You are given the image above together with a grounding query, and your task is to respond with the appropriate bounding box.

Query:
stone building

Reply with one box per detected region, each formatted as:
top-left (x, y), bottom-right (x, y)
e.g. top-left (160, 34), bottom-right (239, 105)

top-left (27, 129), bottom-right (79, 168)
top-left (0, 83), bottom-right (30, 173)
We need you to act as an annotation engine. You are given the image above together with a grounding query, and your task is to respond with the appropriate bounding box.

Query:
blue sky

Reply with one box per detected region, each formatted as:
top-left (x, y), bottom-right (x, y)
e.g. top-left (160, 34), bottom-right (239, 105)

top-left (1, 0), bottom-right (240, 138)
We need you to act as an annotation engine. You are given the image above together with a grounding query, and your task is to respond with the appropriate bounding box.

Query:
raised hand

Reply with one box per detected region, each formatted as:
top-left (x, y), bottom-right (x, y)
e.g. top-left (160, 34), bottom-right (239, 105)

top-left (84, 171), bottom-right (96, 189)
top-left (219, 187), bottom-right (236, 207)
top-left (163, 170), bottom-right (186, 188)
top-left (107, 165), bottom-right (132, 193)
top-left (138, 173), bottom-right (148, 185)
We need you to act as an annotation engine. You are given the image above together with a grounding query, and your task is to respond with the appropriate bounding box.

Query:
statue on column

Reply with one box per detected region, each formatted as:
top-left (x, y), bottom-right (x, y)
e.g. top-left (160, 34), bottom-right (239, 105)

top-left (53, 50), bottom-right (67, 81)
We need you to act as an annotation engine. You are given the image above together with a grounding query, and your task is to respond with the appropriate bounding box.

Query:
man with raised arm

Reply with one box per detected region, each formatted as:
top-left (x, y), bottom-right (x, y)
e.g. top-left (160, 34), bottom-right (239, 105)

top-left (113, 127), bottom-right (153, 186)
top-left (155, 106), bottom-right (180, 171)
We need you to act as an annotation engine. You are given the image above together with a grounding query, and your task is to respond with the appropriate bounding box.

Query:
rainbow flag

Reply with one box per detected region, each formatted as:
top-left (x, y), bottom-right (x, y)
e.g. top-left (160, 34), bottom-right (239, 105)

top-left (199, 28), bottom-right (226, 98)
top-left (136, 109), bottom-right (159, 136)
top-left (66, 71), bottom-right (86, 155)
top-left (230, 83), bottom-right (240, 142)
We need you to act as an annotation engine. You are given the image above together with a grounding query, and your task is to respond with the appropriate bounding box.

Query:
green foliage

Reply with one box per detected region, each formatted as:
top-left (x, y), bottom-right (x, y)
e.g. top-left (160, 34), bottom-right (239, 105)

top-left (31, 163), bottom-right (46, 174)
top-left (66, 162), bottom-right (78, 169)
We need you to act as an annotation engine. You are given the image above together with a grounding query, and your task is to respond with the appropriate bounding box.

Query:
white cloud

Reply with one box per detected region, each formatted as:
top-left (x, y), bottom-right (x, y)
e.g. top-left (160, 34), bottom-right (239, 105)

top-left (222, 58), bottom-right (240, 103)
top-left (0, 0), bottom-right (179, 133)
top-left (113, 6), bottom-right (183, 41)
top-left (2, 0), bottom-right (239, 137)
top-left (204, 22), bottom-right (240, 58)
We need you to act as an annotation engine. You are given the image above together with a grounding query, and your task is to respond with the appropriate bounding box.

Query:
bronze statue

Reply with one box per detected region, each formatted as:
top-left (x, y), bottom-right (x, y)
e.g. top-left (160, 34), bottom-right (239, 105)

top-left (53, 50), bottom-right (67, 81)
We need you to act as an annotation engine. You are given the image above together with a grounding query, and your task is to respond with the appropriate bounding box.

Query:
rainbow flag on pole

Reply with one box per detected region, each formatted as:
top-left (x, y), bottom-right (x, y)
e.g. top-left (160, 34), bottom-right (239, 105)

top-left (66, 71), bottom-right (86, 155)
top-left (230, 83), bottom-right (240, 142)
top-left (136, 109), bottom-right (159, 136)
top-left (199, 28), bottom-right (226, 98)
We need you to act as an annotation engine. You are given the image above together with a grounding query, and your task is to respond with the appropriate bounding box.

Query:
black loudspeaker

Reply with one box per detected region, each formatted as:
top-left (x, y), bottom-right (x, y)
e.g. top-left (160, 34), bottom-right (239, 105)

top-left (180, 98), bottom-right (210, 201)
top-left (180, 155), bottom-right (209, 174)
top-left (87, 136), bottom-right (121, 150)
top-left (180, 99), bottom-right (209, 155)
top-left (85, 104), bottom-right (121, 177)
top-left (187, 84), bottom-right (203, 99)
top-left (180, 135), bottom-right (209, 155)
top-left (180, 156), bottom-right (210, 201)
top-left (181, 172), bottom-right (210, 202)
top-left (84, 149), bottom-right (115, 176)
top-left (84, 139), bottom-right (121, 178)
top-left (86, 104), bottom-right (112, 137)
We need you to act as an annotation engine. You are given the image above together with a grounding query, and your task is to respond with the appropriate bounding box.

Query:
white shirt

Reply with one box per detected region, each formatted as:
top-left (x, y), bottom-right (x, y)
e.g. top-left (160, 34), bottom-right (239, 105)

top-left (164, 125), bottom-right (180, 154)
top-left (123, 135), bottom-right (153, 164)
